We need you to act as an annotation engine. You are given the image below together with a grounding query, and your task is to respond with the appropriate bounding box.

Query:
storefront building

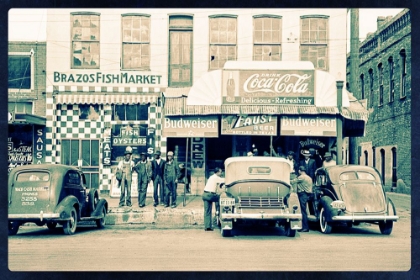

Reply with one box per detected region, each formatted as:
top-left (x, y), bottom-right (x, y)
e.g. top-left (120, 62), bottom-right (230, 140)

top-left (8, 41), bottom-right (47, 173)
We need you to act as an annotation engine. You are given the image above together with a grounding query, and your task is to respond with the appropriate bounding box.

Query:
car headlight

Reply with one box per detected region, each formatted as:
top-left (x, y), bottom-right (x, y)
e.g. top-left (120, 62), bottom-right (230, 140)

top-left (331, 200), bottom-right (346, 210)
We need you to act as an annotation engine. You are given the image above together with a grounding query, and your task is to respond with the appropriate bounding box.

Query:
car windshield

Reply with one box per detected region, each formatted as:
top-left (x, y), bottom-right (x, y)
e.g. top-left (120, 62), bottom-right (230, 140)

top-left (339, 171), bottom-right (376, 181)
top-left (339, 182), bottom-right (386, 213)
top-left (16, 171), bottom-right (49, 182)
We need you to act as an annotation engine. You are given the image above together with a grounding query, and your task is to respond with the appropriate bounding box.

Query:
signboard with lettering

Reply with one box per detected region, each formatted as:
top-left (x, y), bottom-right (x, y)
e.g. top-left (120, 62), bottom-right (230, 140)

top-left (221, 115), bottom-right (278, 136)
top-left (34, 125), bottom-right (45, 164)
top-left (112, 125), bottom-right (147, 146)
top-left (222, 70), bottom-right (315, 105)
top-left (103, 127), bottom-right (112, 165)
top-left (280, 116), bottom-right (337, 136)
top-left (162, 116), bottom-right (219, 138)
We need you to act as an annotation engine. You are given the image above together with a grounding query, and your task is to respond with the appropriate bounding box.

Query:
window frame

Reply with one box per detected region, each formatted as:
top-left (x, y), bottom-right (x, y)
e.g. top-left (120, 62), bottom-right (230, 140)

top-left (360, 74), bottom-right (365, 100)
top-left (208, 14), bottom-right (238, 70)
top-left (70, 11), bottom-right (101, 69)
top-left (368, 68), bottom-right (374, 108)
top-left (111, 104), bottom-right (149, 121)
top-left (388, 57), bottom-right (394, 103)
top-left (252, 15), bottom-right (282, 61)
top-left (400, 49), bottom-right (407, 99)
top-left (8, 52), bottom-right (34, 92)
top-left (121, 13), bottom-right (151, 71)
top-left (299, 15), bottom-right (329, 71)
top-left (378, 63), bottom-right (383, 107)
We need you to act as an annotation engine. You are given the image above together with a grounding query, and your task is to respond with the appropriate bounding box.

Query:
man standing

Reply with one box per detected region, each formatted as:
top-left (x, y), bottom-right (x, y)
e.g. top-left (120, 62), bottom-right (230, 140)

top-left (202, 167), bottom-right (225, 231)
top-left (163, 151), bottom-right (181, 208)
top-left (322, 152), bottom-right (336, 168)
top-left (117, 146), bottom-right (135, 207)
top-left (151, 150), bottom-right (165, 207)
top-left (133, 152), bottom-right (152, 207)
top-left (291, 166), bottom-right (313, 232)
top-left (285, 151), bottom-right (298, 180)
top-left (299, 150), bottom-right (317, 182)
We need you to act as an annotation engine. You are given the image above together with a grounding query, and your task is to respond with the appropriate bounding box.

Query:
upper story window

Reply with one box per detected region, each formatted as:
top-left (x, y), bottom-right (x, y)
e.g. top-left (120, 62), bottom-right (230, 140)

top-left (300, 15), bottom-right (329, 70)
top-left (209, 15), bottom-right (237, 70)
top-left (400, 49), bottom-right (407, 99)
top-left (71, 12), bottom-right (100, 69)
top-left (8, 52), bottom-right (33, 90)
top-left (112, 104), bottom-right (149, 121)
top-left (8, 102), bottom-right (32, 114)
top-left (253, 15), bottom-right (282, 61)
top-left (360, 74), bottom-right (365, 99)
top-left (388, 56), bottom-right (394, 103)
top-left (122, 14), bottom-right (150, 70)
top-left (369, 68), bottom-right (374, 108)
top-left (378, 63), bottom-right (383, 106)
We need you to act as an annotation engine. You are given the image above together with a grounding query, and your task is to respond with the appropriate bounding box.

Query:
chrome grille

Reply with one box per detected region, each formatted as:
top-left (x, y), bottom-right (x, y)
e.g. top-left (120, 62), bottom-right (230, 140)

top-left (238, 196), bottom-right (285, 208)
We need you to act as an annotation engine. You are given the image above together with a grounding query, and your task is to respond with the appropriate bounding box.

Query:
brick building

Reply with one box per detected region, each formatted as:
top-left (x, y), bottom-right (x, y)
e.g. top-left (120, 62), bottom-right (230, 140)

top-left (347, 9), bottom-right (411, 193)
top-left (8, 41), bottom-right (47, 172)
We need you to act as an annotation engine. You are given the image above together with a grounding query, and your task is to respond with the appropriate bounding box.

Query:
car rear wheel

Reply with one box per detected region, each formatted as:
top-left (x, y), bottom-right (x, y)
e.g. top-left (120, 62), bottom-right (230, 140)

top-left (8, 221), bottom-right (20, 236)
top-left (319, 207), bottom-right (332, 234)
top-left (284, 223), bottom-right (296, 237)
top-left (379, 221), bottom-right (393, 235)
top-left (96, 206), bottom-right (107, 228)
top-left (47, 222), bottom-right (57, 230)
top-left (63, 207), bottom-right (77, 235)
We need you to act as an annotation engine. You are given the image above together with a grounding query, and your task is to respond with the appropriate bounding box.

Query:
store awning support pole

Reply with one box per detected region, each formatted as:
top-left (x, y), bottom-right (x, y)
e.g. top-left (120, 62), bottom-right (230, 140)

top-left (336, 81), bottom-right (344, 165)
top-left (270, 136), bottom-right (273, 156)
top-left (183, 137), bottom-right (189, 207)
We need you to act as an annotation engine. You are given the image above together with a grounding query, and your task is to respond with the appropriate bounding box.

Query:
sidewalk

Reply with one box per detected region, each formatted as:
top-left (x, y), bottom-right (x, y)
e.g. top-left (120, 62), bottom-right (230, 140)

top-left (102, 193), bottom-right (206, 228)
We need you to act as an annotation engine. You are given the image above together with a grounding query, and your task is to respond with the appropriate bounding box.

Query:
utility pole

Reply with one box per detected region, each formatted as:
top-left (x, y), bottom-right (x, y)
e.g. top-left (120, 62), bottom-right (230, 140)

top-left (349, 8), bottom-right (359, 164)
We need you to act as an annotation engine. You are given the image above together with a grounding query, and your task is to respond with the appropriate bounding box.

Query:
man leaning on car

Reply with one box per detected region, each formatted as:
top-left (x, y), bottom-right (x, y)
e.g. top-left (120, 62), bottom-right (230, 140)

top-left (291, 165), bottom-right (313, 232)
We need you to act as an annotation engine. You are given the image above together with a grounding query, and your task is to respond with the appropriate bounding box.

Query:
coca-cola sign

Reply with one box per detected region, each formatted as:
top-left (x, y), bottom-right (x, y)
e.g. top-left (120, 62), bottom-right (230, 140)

top-left (222, 70), bottom-right (315, 105)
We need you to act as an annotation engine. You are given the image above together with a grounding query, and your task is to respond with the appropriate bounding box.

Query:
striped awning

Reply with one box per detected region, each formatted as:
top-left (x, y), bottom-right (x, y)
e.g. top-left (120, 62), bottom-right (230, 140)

top-left (55, 94), bottom-right (158, 105)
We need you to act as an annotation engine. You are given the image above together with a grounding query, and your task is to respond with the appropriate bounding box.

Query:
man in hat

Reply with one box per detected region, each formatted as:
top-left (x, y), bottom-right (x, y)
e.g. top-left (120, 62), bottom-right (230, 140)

top-left (299, 149), bottom-right (317, 182)
top-left (322, 152), bottom-right (336, 168)
top-left (291, 165), bottom-right (313, 232)
top-left (164, 151), bottom-right (181, 208)
top-left (252, 144), bottom-right (259, 156)
top-left (285, 151), bottom-right (298, 180)
top-left (151, 150), bottom-right (165, 207)
top-left (117, 146), bottom-right (135, 207)
top-left (133, 152), bottom-right (152, 207)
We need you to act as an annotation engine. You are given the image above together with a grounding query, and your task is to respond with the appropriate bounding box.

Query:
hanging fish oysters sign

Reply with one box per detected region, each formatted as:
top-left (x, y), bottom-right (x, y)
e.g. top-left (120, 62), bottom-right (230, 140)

top-left (222, 69), bottom-right (315, 105)
top-left (221, 115), bottom-right (277, 136)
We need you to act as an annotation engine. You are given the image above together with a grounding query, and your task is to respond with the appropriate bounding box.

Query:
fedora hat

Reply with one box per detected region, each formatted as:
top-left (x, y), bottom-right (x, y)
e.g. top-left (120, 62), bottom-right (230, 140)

top-left (301, 149), bottom-right (311, 156)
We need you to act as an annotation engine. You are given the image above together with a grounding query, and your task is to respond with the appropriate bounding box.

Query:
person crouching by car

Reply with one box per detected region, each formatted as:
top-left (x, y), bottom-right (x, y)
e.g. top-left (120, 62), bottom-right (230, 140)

top-left (118, 146), bottom-right (135, 207)
top-left (291, 166), bottom-right (313, 232)
top-left (133, 152), bottom-right (152, 208)
top-left (163, 151), bottom-right (181, 208)
top-left (202, 167), bottom-right (225, 231)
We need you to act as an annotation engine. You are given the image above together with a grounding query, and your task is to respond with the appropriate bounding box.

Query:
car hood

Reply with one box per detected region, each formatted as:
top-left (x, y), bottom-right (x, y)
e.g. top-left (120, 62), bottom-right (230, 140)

top-left (337, 181), bottom-right (386, 213)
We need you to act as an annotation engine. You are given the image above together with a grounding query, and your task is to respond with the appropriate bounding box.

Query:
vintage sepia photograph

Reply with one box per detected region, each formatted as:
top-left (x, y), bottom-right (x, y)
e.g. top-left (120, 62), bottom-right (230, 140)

top-left (7, 7), bottom-right (411, 274)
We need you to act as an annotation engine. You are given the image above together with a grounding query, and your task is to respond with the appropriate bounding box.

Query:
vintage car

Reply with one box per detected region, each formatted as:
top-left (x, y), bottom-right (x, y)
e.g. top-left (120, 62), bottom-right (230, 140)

top-left (8, 164), bottom-right (108, 235)
top-left (307, 165), bottom-right (399, 234)
top-left (218, 157), bottom-right (302, 237)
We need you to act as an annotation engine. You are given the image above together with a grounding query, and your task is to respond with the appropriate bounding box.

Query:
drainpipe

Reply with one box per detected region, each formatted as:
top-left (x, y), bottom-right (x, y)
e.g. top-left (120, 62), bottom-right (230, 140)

top-left (336, 81), bottom-right (344, 165)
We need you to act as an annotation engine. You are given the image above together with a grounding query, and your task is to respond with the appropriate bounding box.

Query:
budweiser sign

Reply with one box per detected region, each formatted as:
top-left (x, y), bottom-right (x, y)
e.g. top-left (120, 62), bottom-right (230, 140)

top-left (222, 69), bottom-right (315, 105)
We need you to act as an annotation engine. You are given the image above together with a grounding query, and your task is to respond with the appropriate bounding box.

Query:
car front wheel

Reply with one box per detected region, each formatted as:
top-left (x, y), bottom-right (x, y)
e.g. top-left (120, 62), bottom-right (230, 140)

top-left (63, 207), bottom-right (77, 235)
top-left (379, 221), bottom-right (393, 235)
top-left (8, 221), bottom-right (20, 235)
top-left (319, 207), bottom-right (332, 234)
top-left (96, 206), bottom-right (107, 228)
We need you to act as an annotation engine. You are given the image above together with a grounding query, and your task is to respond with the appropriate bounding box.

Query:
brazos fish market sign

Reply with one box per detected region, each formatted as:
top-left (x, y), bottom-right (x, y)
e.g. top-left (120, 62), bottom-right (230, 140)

top-left (221, 115), bottom-right (277, 136)
top-left (222, 69), bottom-right (314, 105)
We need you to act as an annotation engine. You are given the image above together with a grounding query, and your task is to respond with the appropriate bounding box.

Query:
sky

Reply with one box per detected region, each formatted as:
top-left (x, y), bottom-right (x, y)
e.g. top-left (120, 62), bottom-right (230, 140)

top-left (8, 8), bottom-right (405, 42)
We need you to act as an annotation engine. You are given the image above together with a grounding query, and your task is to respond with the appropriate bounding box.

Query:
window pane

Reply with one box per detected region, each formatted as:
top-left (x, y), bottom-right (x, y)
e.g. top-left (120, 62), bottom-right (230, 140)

top-left (91, 140), bottom-right (99, 166)
top-left (126, 105), bottom-right (137, 120)
top-left (71, 140), bottom-right (79, 166)
top-left (137, 104), bottom-right (149, 120)
top-left (114, 105), bottom-right (125, 121)
top-left (62, 140), bottom-right (71, 165)
top-left (122, 15), bottom-right (150, 69)
top-left (8, 56), bottom-right (31, 89)
top-left (82, 140), bottom-right (91, 165)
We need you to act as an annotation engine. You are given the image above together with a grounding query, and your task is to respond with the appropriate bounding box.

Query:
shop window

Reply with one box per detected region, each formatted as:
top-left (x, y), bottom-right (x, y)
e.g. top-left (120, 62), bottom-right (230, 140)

top-left (209, 15), bottom-right (237, 70)
top-left (112, 104), bottom-right (148, 121)
top-left (8, 54), bottom-right (32, 90)
top-left (253, 15), bottom-right (282, 61)
top-left (79, 104), bottom-right (100, 120)
top-left (122, 14), bottom-right (150, 70)
top-left (388, 57), bottom-right (394, 103)
top-left (8, 102), bottom-right (32, 114)
top-left (400, 49), bottom-right (407, 99)
top-left (300, 15), bottom-right (329, 70)
top-left (71, 12), bottom-right (100, 69)
top-left (378, 63), bottom-right (383, 106)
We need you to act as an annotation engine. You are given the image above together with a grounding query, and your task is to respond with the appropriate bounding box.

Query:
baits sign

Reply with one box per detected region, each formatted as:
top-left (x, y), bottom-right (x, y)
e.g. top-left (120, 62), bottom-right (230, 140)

top-left (222, 70), bottom-right (314, 105)
top-left (221, 115), bottom-right (277, 136)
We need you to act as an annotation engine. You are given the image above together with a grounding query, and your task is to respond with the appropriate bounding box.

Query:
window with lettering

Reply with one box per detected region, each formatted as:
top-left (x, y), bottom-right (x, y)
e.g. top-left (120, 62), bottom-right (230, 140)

top-left (71, 12), bottom-right (100, 69)
top-left (253, 15), bottom-right (282, 61)
top-left (300, 16), bottom-right (329, 70)
top-left (122, 14), bottom-right (150, 70)
top-left (209, 15), bottom-right (237, 70)
top-left (112, 104), bottom-right (149, 121)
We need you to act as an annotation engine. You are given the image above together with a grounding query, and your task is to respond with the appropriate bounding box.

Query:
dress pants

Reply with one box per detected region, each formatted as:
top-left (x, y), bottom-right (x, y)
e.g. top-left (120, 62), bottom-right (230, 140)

top-left (298, 192), bottom-right (310, 230)
top-left (202, 192), bottom-right (220, 229)
top-left (153, 175), bottom-right (164, 204)
top-left (119, 175), bottom-right (132, 206)
top-left (165, 179), bottom-right (177, 206)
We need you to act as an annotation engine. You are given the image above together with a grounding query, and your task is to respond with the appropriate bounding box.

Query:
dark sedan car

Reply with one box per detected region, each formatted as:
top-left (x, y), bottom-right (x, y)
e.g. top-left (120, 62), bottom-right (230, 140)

top-left (306, 165), bottom-right (399, 235)
top-left (8, 164), bottom-right (108, 235)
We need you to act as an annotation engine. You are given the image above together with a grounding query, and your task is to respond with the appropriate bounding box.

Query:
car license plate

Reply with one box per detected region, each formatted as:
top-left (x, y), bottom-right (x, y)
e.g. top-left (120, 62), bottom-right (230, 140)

top-left (220, 198), bottom-right (235, 206)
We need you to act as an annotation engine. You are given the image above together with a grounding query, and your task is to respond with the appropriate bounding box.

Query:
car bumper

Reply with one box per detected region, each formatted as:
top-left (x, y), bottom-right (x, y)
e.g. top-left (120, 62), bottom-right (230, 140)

top-left (221, 213), bottom-right (302, 220)
top-left (331, 215), bottom-right (399, 222)
top-left (9, 213), bottom-right (64, 222)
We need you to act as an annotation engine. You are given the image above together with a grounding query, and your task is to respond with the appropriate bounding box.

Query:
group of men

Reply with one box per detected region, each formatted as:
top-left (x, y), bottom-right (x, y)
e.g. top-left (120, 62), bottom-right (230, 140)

top-left (117, 146), bottom-right (182, 208)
